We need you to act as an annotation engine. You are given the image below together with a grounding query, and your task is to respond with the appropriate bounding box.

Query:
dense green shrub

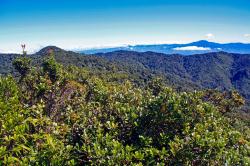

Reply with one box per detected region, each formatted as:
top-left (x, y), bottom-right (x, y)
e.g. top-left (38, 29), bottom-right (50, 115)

top-left (42, 56), bottom-right (63, 83)
top-left (0, 56), bottom-right (249, 165)
top-left (13, 57), bottom-right (32, 78)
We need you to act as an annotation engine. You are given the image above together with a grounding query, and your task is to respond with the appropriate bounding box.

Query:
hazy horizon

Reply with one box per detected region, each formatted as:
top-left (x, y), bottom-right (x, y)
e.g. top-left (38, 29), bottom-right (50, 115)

top-left (1, 0), bottom-right (250, 53)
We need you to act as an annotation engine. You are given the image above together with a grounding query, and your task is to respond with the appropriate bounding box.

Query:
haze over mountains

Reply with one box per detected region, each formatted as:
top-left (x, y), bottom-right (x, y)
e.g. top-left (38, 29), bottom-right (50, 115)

top-left (80, 40), bottom-right (250, 55)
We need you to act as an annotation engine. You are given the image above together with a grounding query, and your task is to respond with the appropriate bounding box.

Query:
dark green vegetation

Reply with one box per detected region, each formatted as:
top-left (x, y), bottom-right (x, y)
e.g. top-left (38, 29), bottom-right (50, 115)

top-left (0, 47), bottom-right (250, 165)
top-left (97, 51), bottom-right (250, 101)
top-left (1, 47), bottom-right (249, 108)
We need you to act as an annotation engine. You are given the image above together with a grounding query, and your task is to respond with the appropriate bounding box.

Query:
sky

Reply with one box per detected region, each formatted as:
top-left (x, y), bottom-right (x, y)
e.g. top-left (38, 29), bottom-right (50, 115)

top-left (0, 0), bottom-right (250, 53)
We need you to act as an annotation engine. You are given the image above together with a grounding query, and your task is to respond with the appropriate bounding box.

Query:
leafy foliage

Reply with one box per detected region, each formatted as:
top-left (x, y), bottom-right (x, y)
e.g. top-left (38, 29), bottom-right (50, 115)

top-left (42, 55), bottom-right (63, 83)
top-left (12, 57), bottom-right (31, 78)
top-left (0, 53), bottom-right (249, 165)
top-left (1, 47), bottom-right (249, 103)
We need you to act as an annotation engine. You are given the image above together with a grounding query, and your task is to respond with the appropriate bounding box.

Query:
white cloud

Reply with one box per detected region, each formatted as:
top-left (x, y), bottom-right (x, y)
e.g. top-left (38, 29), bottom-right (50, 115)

top-left (173, 46), bottom-right (211, 51)
top-left (0, 47), bottom-right (22, 54)
top-left (205, 33), bottom-right (215, 39)
top-left (244, 34), bottom-right (250, 37)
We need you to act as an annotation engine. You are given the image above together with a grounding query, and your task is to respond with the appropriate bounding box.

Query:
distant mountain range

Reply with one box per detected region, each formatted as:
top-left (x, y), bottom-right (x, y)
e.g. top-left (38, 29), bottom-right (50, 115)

top-left (0, 46), bottom-right (249, 109)
top-left (80, 40), bottom-right (250, 55)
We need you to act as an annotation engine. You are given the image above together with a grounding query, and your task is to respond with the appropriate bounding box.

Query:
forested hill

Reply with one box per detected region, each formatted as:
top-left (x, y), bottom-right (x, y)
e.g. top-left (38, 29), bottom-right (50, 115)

top-left (0, 47), bottom-right (249, 102)
top-left (0, 46), bottom-right (250, 165)
top-left (98, 51), bottom-right (250, 101)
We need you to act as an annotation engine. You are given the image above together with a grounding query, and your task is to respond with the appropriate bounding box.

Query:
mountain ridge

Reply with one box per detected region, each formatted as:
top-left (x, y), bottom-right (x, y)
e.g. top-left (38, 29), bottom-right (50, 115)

top-left (0, 46), bottom-right (249, 110)
top-left (79, 40), bottom-right (250, 55)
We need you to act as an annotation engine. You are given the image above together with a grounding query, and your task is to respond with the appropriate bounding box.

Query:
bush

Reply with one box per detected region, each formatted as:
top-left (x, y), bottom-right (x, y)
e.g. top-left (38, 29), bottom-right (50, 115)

top-left (13, 57), bottom-right (31, 77)
top-left (0, 57), bottom-right (249, 165)
top-left (42, 56), bottom-right (63, 83)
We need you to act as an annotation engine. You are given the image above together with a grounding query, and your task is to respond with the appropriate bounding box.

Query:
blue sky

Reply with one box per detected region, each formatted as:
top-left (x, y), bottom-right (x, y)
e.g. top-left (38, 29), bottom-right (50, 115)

top-left (0, 0), bottom-right (250, 53)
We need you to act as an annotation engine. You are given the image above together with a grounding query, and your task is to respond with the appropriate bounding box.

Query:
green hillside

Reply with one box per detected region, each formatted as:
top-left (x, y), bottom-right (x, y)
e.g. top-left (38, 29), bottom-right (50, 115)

top-left (0, 49), bottom-right (249, 165)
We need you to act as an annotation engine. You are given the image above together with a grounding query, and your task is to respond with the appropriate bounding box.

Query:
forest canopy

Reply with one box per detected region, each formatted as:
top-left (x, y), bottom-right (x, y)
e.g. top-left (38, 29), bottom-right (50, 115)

top-left (0, 50), bottom-right (249, 165)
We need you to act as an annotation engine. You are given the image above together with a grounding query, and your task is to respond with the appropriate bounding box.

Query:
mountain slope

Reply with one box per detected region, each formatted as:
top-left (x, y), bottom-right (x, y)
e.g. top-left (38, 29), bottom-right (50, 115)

top-left (80, 40), bottom-right (250, 55)
top-left (97, 51), bottom-right (250, 101)
top-left (0, 47), bottom-right (249, 104)
top-left (1, 53), bottom-right (249, 165)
